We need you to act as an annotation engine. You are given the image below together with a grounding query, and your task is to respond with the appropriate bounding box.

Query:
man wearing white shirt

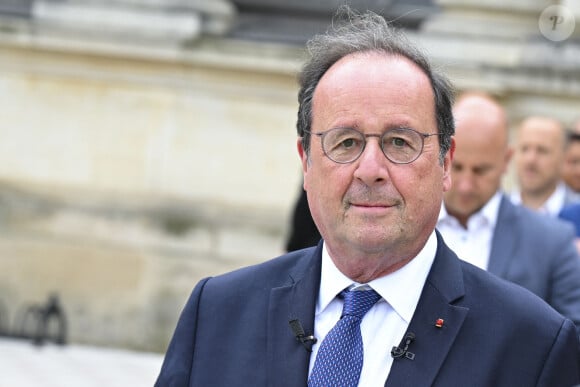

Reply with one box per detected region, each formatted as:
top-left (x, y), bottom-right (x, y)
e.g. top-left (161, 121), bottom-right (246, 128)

top-left (438, 191), bottom-right (500, 270)
top-left (438, 92), bottom-right (580, 332)
top-left (310, 235), bottom-right (436, 385)
top-left (511, 115), bottom-right (579, 214)
top-left (511, 180), bottom-right (574, 216)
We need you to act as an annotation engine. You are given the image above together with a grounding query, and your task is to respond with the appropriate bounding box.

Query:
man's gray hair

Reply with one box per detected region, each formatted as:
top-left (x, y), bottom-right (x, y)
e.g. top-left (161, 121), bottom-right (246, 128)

top-left (296, 6), bottom-right (454, 164)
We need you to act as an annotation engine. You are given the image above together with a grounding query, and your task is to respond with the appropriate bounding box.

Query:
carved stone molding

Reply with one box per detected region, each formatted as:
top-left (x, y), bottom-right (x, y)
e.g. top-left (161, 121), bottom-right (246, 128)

top-left (0, 0), bottom-right (236, 44)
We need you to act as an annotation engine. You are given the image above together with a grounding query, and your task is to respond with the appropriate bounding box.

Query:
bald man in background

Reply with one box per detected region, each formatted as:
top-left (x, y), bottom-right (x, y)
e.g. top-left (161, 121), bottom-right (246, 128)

top-left (511, 116), bottom-right (579, 214)
top-left (438, 92), bottom-right (580, 333)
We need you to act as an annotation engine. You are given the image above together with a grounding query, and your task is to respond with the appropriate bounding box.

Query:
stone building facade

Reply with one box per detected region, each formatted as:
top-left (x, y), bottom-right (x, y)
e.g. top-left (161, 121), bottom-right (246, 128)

top-left (0, 0), bottom-right (578, 352)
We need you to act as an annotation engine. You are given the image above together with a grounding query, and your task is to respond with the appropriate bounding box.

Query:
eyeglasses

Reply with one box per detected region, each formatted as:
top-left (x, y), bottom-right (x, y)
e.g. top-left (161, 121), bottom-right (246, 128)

top-left (304, 127), bottom-right (440, 164)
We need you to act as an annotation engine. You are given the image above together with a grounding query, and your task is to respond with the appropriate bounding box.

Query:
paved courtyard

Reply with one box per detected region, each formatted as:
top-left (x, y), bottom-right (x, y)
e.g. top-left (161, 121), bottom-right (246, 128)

top-left (0, 338), bottom-right (164, 387)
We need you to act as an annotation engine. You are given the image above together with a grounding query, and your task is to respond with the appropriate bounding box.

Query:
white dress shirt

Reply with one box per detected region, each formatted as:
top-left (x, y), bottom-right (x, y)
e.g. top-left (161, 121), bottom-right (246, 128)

top-left (308, 231), bottom-right (438, 387)
top-left (437, 191), bottom-right (501, 270)
top-left (510, 182), bottom-right (567, 216)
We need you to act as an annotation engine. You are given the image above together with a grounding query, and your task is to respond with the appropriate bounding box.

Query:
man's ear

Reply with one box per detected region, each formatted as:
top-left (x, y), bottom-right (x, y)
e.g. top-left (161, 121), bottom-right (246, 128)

top-left (297, 138), bottom-right (309, 175)
top-left (502, 146), bottom-right (514, 175)
top-left (443, 137), bottom-right (455, 192)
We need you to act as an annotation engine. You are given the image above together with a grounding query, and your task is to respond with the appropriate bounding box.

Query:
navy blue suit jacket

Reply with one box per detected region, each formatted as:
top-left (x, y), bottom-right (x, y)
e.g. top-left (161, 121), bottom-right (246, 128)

top-left (155, 233), bottom-right (580, 386)
top-left (559, 202), bottom-right (580, 237)
top-left (489, 196), bottom-right (580, 330)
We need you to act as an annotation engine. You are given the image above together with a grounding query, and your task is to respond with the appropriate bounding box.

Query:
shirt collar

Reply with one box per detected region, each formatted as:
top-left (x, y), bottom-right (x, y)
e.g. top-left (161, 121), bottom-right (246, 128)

top-left (510, 183), bottom-right (566, 216)
top-left (439, 191), bottom-right (502, 229)
top-left (544, 182), bottom-right (566, 216)
top-left (318, 231), bottom-right (438, 323)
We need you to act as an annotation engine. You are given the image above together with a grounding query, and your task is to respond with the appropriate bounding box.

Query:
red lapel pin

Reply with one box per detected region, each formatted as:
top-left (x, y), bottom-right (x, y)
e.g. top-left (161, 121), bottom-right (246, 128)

top-left (435, 318), bottom-right (444, 328)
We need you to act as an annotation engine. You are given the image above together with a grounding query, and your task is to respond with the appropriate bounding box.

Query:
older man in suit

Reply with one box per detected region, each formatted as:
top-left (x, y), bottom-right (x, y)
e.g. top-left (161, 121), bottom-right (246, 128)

top-left (156, 9), bottom-right (580, 387)
top-left (438, 91), bottom-right (580, 332)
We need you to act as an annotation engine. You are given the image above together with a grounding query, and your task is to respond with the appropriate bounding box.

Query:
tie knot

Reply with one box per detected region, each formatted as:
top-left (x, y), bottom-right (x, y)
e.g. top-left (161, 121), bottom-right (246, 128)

top-left (340, 288), bottom-right (381, 320)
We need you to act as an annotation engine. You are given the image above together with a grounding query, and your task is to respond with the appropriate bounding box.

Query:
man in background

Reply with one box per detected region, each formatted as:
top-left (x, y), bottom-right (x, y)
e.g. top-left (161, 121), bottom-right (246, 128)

top-left (562, 119), bottom-right (580, 196)
top-left (558, 119), bottom-right (580, 246)
top-left (438, 92), bottom-right (580, 332)
top-left (511, 115), bottom-right (579, 214)
top-left (285, 187), bottom-right (321, 251)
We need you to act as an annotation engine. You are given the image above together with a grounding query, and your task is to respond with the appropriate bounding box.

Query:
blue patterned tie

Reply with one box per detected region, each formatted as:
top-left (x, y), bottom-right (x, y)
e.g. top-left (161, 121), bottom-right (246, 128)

top-left (308, 288), bottom-right (381, 387)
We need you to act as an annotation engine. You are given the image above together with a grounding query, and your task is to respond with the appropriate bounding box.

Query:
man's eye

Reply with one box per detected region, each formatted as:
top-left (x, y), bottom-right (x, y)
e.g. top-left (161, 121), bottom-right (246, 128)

top-left (340, 138), bottom-right (357, 148)
top-left (391, 137), bottom-right (410, 147)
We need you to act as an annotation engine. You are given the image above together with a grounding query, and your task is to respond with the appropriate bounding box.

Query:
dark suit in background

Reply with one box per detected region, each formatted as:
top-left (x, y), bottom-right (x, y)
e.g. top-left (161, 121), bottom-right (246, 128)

top-left (285, 188), bottom-right (321, 252)
top-left (439, 91), bottom-right (580, 335)
top-left (486, 195), bottom-right (580, 332)
top-left (559, 202), bottom-right (580, 237)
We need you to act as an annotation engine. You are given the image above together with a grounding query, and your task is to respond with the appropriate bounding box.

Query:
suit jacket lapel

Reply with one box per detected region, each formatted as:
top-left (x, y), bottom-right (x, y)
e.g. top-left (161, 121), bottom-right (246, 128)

top-left (488, 196), bottom-right (518, 277)
top-left (386, 233), bottom-right (469, 387)
top-left (266, 244), bottom-right (322, 387)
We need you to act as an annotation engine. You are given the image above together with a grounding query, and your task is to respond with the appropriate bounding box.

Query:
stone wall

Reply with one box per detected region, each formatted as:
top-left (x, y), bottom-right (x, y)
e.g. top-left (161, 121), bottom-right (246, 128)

top-left (0, 29), bottom-right (305, 351)
top-left (0, 181), bottom-right (291, 351)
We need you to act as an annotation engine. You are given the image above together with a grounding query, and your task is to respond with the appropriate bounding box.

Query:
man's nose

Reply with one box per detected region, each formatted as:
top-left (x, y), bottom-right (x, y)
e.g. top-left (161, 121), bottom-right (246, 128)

top-left (453, 170), bottom-right (475, 193)
top-left (353, 138), bottom-right (391, 185)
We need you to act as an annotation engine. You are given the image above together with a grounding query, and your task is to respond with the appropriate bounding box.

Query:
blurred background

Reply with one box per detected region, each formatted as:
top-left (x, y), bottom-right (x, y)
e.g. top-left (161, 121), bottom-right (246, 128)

top-left (0, 0), bottom-right (579, 382)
